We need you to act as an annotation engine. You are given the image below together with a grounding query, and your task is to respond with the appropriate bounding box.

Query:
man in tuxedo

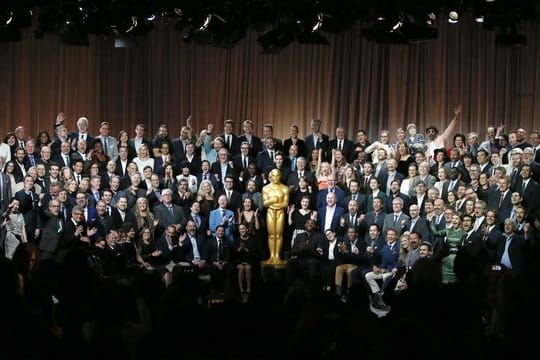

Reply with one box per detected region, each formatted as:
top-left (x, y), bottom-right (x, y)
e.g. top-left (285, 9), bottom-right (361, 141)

top-left (329, 126), bottom-right (355, 163)
top-left (317, 192), bottom-right (345, 232)
top-left (74, 191), bottom-right (100, 229)
top-left (197, 160), bottom-right (219, 190)
top-left (37, 199), bottom-right (64, 261)
top-left (305, 118), bottom-right (329, 161)
top-left (378, 159), bottom-right (404, 195)
top-left (361, 196), bottom-right (385, 239)
top-left (385, 179), bottom-right (410, 215)
top-left (288, 219), bottom-right (323, 284)
top-left (95, 121), bottom-right (119, 162)
top-left (237, 120), bottom-right (262, 158)
top-left (382, 197), bottom-right (410, 236)
top-left (219, 119), bottom-right (241, 156)
top-left (232, 141), bottom-right (255, 181)
top-left (482, 210), bottom-right (505, 263)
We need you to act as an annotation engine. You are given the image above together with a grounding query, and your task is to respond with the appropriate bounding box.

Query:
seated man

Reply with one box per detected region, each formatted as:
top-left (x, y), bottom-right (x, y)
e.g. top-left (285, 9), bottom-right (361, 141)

top-left (364, 228), bottom-right (400, 309)
top-left (287, 219), bottom-right (323, 285)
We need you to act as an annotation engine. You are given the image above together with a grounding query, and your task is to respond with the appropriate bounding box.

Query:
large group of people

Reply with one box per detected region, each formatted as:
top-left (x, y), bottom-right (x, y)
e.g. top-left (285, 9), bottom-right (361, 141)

top-left (1, 108), bottom-right (539, 359)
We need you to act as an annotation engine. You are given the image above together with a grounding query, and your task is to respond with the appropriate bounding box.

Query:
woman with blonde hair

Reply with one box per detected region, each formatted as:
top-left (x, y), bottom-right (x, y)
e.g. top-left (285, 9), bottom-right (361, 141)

top-left (196, 179), bottom-right (217, 218)
top-left (133, 197), bottom-right (157, 236)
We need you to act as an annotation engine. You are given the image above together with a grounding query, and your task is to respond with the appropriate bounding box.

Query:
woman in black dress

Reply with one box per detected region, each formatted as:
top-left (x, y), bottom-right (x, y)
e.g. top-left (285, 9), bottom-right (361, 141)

top-left (234, 222), bottom-right (255, 293)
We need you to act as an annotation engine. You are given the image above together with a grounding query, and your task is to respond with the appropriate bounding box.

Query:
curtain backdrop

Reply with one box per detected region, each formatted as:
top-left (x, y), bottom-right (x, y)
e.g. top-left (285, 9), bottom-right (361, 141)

top-left (1, 15), bottom-right (539, 142)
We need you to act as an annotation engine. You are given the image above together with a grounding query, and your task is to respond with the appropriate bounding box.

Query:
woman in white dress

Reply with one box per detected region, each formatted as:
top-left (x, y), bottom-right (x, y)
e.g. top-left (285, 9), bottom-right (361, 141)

top-left (1, 198), bottom-right (27, 259)
top-left (133, 143), bottom-right (154, 177)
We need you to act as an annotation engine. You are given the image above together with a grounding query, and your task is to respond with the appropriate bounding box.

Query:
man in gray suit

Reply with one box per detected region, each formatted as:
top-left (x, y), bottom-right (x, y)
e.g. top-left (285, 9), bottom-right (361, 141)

top-left (382, 197), bottom-right (410, 237)
top-left (95, 121), bottom-right (119, 162)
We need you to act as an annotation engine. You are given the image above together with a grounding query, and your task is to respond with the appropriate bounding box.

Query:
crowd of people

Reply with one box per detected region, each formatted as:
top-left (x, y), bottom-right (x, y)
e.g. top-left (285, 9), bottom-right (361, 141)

top-left (1, 108), bottom-right (539, 359)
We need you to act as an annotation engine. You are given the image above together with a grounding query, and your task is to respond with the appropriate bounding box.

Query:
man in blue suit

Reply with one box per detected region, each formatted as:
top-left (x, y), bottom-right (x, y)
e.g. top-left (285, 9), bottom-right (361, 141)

top-left (317, 192), bottom-right (345, 232)
top-left (209, 194), bottom-right (236, 243)
top-left (317, 176), bottom-right (344, 208)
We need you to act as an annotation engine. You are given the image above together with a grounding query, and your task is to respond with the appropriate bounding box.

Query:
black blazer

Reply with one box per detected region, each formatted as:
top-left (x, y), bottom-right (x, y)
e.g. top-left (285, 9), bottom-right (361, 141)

top-left (496, 234), bottom-right (528, 273)
top-left (205, 236), bottom-right (232, 263)
top-left (328, 138), bottom-right (355, 163)
top-left (283, 138), bottom-right (307, 159)
top-left (37, 208), bottom-right (65, 254)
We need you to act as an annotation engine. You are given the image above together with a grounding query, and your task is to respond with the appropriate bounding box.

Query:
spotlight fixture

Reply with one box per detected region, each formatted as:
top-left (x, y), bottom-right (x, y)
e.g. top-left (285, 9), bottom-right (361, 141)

top-left (448, 11), bottom-right (459, 24)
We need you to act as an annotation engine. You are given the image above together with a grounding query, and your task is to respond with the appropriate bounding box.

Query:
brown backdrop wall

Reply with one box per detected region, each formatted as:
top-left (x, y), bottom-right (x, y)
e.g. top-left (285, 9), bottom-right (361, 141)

top-left (1, 15), bottom-right (539, 142)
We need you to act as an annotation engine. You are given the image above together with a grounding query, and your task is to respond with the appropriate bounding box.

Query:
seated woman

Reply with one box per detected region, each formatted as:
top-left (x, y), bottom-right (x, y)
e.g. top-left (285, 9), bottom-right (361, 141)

top-left (138, 226), bottom-right (171, 285)
top-left (237, 197), bottom-right (262, 239)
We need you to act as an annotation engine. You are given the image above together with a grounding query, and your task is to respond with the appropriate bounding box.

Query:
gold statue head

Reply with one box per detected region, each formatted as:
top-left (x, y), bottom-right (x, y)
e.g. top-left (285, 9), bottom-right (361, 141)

top-left (270, 168), bottom-right (281, 184)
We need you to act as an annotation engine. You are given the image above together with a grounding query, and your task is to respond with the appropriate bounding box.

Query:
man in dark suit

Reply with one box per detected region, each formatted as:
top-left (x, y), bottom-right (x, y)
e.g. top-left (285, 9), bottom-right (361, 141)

top-left (0, 170), bottom-right (12, 214)
top-left (186, 201), bottom-right (210, 238)
top-left (329, 126), bottom-right (355, 163)
top-left (53, 141), bottom-right (73, 169)
top-left (477, 149), bottom-right (493, 175)
top-left (286, 157), bottom-right (316, 190)
top-left (304, 118), bottom-right (329, 161)
top-left (360, 196), bottom-right (385, 239)
top-left (70, 116), bottom-right (95, 152)
top-left (237, 120), bottom-right (262, 159)
top-left (460, 214), bottom-right (488, 265)
top-left (340, 180), bottom-right (367, 213)
top-left (405, 204), bottom-right (431, 244)
top-left (13, 147), bottom-right (29, 183)
top-left (338, 199), bottom-right (363, 236)
top-left (177, 220), bottom-right (207, 266)
top-left (204, 224), bottom-right (232, 294)
top-left (37, 199), bottom-right (64, 260)
top-left (288, 219), bottom-right (323, 284)
top-left (257, 137), bottom-right (277, 173)
top-left (358, 162), bottom-right (375, 195)
top-left (264, 151), bottom-right (291, 184)
top-left (219, 119), bottom-right (241, 156)
top-left (514, 164), bottom-right (540, 215)
top-left (385, 179), bottom-right (410, 215)
top-left (317, 192), bottom-right (345, 232)
top-left (106, 195), bottom-right (137, 232)
top-left (487, 176), bottom-right (513, 224)
top-left (197, 160), bottom-right (220, 190)
top-left (283, 125), bottom-right (307, 159)
top-left (216, 175), bottom-right (243, 212)
top-left (211, 148), bottom-right (235, 191)
top-left (232, 141), bottom-right (255, 179)
top-left (15, 175), bottom-right (39, 242)
top-left (128, 124), bottom-right (152, 160)
top-left (496, 218), bottom-right (529, 273)
top-left (317, 177), bottom-right (345, 209)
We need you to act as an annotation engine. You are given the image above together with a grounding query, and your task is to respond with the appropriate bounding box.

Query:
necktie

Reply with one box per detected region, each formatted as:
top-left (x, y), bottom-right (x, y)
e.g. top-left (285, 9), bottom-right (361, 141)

top-left (103, 137), bottom-right (109, 156)
top-left (299, 171), bottom-right (303, 178)
top-left (80, 134), bottom-right (84, 140)
top-left (394, 214), bottom-right (399, 225)
top-left (243, 157), bottom-right (248, 169)
top-left (270, 151), bottom-right (274, 161)
top-left (94, 191), bottom-right (100, 201)
top-left (29, 155), bottom-right (35, 167)
top-left (168, 206), bottom-right (174, 216)
top-left (120, 210), bottom-right (125, 222)
top-left (222, 209), bottom-right (226, 218)
top-left (523, 181), bottom-right (528, 193)
top-left (218, 239), bottom-right (223, 260)
top-left (194, 214), bottom-right (200, 228)
top-left (60, 205), bottom-right (66, 220)
top-left (65, 156), bottom-right (70, 167)
top-left (291, 158), bottom-right (296, 171)
top-left (350, 215), bottom-right (355, 224)
top-left (499, 192), bottom-right (505, 208)
top-left (227, 135), bottom-right (231, 148)
top-left (76, 174), bottom-right (81, 184)
top-left (227, 190), bottom-right (232, 200)
top-left (338, 140), bottom-right (343, 151)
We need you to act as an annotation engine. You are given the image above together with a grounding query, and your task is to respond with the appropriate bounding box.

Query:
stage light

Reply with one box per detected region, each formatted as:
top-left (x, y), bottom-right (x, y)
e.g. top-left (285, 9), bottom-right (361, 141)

top-left (448, 11), bottom-right (459, 23)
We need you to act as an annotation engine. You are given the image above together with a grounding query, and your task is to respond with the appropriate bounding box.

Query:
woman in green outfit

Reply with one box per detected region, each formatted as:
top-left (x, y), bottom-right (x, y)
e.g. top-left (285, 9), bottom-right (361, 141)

top-left (427, 211), bottom-right (466, 283)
